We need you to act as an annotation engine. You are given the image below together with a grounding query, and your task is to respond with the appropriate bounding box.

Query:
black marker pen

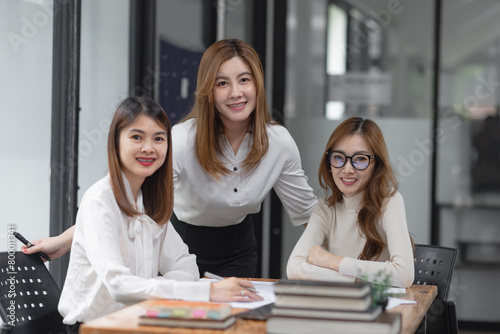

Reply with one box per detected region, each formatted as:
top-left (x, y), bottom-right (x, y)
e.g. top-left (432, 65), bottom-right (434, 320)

top-left (13, 232), bottom-right (51, 261)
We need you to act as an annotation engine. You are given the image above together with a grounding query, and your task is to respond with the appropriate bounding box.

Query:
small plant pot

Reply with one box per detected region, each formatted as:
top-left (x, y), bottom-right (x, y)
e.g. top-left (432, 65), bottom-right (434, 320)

top-left (377, 298), bottom-right (389, 311)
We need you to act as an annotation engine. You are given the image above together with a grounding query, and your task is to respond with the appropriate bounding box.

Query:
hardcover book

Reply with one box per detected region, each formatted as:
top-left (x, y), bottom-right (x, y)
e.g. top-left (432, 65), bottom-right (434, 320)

top-left (274, 293), bottom-right (372, 311)
top-left (138, 300), bottom-right (235, 329)
top-left (271, 303), bottom-right (382, 321)
top-left (139, 315), bottom-right (236, 329)
top-left (273, 279), bottom-right (371, 298)
top-left (141, 299), bottom-right (232, 320)
top-left (267, 311), bottom-right (401, 334)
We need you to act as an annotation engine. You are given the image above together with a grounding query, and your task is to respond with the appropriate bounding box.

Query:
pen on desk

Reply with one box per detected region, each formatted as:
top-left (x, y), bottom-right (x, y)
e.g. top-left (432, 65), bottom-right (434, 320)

top-left (13, 232), bottom-right (51, 261)
top-left (204, 271), bottom-right (259, 293)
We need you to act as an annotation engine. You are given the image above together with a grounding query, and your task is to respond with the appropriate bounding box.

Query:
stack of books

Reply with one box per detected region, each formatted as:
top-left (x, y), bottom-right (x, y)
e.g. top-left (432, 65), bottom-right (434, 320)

top-left (138, 300), bottom-right (235, 329)
top-left (267, 279), bottom-right (401, 334)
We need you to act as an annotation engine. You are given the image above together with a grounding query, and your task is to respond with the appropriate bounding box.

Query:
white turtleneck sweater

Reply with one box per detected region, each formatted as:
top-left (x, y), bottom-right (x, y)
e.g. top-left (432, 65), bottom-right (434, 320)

top-left (286, 191), bottom-right (414, 288)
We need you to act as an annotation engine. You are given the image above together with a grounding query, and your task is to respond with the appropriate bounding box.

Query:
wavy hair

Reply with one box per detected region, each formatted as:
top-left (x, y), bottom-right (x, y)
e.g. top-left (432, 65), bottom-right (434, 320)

top-left (182, 38), bottom-right (273, 179)
top-left (107, 96), bottom-right (173, 225)
top-left (318, 117), bottom-right (400, 260)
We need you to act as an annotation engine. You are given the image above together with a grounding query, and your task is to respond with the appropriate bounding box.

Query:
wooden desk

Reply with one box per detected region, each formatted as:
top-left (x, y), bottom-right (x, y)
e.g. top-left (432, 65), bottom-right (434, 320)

top-left (80, 284), bottom-right (436, 334)
top-left (386, 284), bottom-right (437, 333)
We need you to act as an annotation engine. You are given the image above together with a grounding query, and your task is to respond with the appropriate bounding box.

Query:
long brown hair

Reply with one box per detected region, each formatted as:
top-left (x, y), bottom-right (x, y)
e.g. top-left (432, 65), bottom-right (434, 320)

top-left (107, 96), bottom-right (173, 225)
top-left (182, 38), bottom-right (273, 179)
top-left (318, 117), bottom-right (399, 260)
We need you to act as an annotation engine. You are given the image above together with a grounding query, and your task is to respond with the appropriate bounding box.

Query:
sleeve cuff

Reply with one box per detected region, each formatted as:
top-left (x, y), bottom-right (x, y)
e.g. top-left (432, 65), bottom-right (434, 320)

top-left (338, 257), bottom-right (357, 277)
top-left (172, 280), bottom-right (211, 302)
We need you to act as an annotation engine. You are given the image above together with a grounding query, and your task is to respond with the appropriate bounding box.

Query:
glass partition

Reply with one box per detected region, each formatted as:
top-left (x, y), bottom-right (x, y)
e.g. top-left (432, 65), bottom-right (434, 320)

top-left (437, 0), bottom-right (500, 324)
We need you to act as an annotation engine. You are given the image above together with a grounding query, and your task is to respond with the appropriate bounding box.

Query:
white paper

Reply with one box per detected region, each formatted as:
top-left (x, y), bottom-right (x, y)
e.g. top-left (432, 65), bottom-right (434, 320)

top-left (383, 287), bottom-right (417, 310)
top-left (386, 297), bottom-right (417, 310)
top-left (200, 279), bottom-right (276, 309)
top-left (229, 281), bottom-right (276, 309)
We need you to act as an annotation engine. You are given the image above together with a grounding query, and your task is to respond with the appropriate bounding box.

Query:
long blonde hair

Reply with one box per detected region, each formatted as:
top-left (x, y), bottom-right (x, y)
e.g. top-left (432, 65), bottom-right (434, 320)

top-left (319, 117), bottom-right (400, 260)
top-left (182, 39), bottom-right (273, 179)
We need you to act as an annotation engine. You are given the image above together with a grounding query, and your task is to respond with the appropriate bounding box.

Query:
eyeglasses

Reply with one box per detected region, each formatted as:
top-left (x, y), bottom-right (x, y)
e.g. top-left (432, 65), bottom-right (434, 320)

top-left (327, 151), bottom-right (376, 171)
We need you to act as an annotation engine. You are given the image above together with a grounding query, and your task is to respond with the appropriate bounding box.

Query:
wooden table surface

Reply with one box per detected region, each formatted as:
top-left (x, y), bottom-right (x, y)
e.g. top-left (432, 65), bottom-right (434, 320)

top-left (80, 283), bottom-right (437, 334)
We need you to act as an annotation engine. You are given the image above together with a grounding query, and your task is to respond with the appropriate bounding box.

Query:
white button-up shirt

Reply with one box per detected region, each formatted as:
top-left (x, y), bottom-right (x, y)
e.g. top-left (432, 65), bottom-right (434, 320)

top-left (59, 175), bottom-right (210, 324)
top-left (172, 119), bottom-right (317, 227)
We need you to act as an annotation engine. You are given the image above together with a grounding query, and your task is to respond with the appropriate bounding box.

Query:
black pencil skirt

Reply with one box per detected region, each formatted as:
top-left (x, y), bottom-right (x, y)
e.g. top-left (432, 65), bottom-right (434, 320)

top-left (170, 215), bottom-right (258, 278)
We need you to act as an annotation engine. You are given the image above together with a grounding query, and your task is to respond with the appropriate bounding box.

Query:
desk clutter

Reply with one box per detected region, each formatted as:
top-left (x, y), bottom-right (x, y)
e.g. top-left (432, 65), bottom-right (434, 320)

top-left (267, 279), bottom-right (401, 334)
top-left (134, 280), bottom-right (403, 332)
top-left (138, 300), bottom-right (235, 329)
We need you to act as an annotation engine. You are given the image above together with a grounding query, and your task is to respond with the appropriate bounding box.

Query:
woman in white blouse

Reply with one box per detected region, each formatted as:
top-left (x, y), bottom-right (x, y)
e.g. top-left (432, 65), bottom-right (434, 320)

top-left (26, 39), bottom-right (317, 278)
top-left (169, 38), bottom-right (317, 277)
top-left (286, 117), bottom-right (415, 288)
top-left (59, 97), bottom-right (261, 333)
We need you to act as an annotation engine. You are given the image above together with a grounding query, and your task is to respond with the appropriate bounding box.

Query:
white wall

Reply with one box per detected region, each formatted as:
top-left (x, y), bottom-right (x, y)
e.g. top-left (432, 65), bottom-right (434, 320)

top-left (0, 0), bottom-right (130, 252)
top-left (0, 0), bottom-right (53, 249)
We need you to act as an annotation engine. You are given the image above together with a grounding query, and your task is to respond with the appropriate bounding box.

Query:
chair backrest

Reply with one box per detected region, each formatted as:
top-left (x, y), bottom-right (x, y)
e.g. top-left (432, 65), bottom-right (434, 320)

top-left (413, 244), bottom-right (458, 301)
top-left (0, 252), bottom-right (65, 334)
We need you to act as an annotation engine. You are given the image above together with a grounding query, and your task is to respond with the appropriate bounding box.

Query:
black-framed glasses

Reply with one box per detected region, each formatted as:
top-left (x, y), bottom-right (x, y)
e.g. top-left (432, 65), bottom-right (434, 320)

top-left (327, 151), bottom-right (376, 171)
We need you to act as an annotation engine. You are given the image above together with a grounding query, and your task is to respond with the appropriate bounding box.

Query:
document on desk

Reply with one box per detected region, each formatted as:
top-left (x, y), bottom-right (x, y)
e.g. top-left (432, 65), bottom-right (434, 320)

top-left (230, 281), bottom-right (276, 309)
top-left (385, 287), bottom-right (417, 310)
top-left (201, 279), bottom-right (276, 309)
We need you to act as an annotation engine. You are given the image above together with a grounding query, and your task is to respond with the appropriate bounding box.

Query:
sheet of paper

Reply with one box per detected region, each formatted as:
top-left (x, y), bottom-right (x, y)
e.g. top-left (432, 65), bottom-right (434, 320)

top-left (383, 286), bottom-right (416, 309)
top-left (229, 281), bottom-right (275, 309)
top-left (386, 297), bottom-right (417, 310)
top-left (200, 279), bottom-right (276, 309)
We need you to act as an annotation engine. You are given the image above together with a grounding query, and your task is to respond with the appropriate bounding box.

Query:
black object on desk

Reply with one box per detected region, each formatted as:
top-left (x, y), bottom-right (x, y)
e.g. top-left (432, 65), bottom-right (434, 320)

top-left (236, 303), bottom-right (274, 320)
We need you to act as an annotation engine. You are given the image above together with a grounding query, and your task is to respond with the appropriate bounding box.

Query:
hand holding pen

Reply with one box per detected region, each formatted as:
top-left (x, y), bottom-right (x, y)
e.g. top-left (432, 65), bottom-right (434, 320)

top-left (205, 271), bottom-right (263, 302)
top-left (14, 232), bottom-right (51, 261)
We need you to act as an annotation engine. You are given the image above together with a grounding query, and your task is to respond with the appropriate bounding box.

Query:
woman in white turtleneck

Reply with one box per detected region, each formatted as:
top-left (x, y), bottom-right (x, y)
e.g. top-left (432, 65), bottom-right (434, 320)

top-left (286, 117), bottom-right (414, 288)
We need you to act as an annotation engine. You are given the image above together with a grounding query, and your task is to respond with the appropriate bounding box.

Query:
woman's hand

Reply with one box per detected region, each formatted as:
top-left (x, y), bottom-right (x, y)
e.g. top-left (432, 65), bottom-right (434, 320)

top-left (21, 226), bottom-right (74, 261)
top-left (209, 277), bottom-right (263, 302)
top-left (307, 245), bottom-right (343, 271)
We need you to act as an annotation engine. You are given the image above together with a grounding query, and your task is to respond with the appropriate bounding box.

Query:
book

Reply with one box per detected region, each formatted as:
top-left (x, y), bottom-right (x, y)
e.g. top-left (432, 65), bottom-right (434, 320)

top-left (138, 300), bottom-right (235, 329)
top-left (271, 303), bottom-right (383, 321)
top-left (267, 311), bottom-right (401, 334)
top-left (141, 300), bottom-right (232, 320)
top-left (139, 315), bottom-right (236, 329)
top-left (273, 279), bottom-right (371, 298)
top-left (274, 293), bottom-right (372, 311)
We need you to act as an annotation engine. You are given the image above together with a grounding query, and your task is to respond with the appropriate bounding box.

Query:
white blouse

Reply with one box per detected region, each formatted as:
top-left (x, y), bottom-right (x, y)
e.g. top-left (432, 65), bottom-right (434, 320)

top-left (287, 191), bottom-right (415, 288)
top-left (172, 119), bottom-right (317, 227)
top-left (59, 175), bottom-right (210, 324)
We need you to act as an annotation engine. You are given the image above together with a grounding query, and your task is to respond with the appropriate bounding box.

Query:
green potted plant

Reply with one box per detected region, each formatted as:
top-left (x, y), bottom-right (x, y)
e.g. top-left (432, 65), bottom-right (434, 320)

top-left (360, 270), bottom-right (402, 309)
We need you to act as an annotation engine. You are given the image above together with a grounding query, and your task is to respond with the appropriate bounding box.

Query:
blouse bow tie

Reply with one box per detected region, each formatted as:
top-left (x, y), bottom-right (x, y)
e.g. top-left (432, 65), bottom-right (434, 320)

top-left (127, 214), bottom-right (164, 240)
top-left (127, 214), bottom-right (164, 277)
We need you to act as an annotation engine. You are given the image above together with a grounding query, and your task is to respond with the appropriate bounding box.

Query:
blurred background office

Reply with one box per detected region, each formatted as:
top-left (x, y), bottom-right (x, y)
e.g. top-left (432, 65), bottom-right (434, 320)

top-left (1, 0), bottom-right (499, 331)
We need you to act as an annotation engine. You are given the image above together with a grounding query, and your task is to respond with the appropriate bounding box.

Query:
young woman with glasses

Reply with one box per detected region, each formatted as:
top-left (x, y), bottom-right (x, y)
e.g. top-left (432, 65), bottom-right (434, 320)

top-left (286, 117), bottom-right (414, 288)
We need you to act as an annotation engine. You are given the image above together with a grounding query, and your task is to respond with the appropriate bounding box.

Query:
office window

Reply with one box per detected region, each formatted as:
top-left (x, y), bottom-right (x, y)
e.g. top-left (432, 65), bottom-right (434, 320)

top-left (78, 0), bottom-right (130, 203)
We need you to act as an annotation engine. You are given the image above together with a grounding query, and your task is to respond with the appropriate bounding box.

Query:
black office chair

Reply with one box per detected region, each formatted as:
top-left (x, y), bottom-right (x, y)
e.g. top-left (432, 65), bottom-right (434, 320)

top-left (413, 244), bottom-right (458, 334)
top-left (0, 252), bottom-right (65, 334)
